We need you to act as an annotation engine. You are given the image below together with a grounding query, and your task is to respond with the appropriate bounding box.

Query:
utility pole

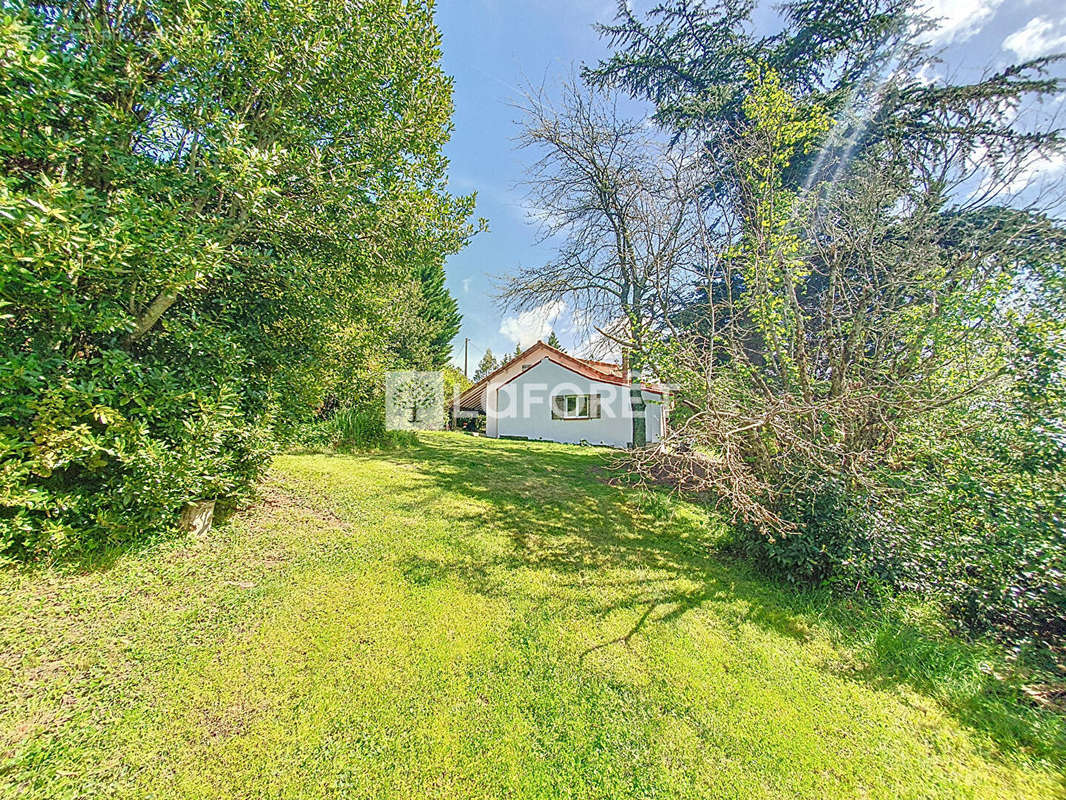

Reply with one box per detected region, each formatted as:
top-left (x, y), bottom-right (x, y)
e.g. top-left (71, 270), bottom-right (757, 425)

top-left (463, 337), bottom-right (470, 378)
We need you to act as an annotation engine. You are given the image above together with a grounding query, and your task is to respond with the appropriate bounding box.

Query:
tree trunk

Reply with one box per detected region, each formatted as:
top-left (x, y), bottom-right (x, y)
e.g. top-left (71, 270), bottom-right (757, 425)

top-left (126, 288), bottom-right (179, 345)
top-left (630, 363), bottom-right (646, 449)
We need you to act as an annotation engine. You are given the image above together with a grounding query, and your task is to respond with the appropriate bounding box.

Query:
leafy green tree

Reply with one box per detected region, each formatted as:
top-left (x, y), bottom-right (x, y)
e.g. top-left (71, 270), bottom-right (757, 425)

top-left (442, 365), bottom-right (471, 402)
top-left (546, 331), bottom-right (564, 351)
top-left (0, 1), bottom-right (473, 557)
top-left (372, 263), bottom-right (462, 377)
top-left (497, 343), bottom-right (522, 368)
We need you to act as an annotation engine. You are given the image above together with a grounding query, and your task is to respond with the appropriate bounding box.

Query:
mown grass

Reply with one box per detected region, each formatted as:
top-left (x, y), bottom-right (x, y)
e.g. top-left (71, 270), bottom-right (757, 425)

top-left (0, 432), bottom-right (1062, 798)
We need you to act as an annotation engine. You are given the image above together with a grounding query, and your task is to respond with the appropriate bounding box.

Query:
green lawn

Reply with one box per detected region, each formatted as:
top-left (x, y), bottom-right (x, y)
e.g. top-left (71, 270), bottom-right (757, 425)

top-left (1, 432), bottom-right (1062, 798)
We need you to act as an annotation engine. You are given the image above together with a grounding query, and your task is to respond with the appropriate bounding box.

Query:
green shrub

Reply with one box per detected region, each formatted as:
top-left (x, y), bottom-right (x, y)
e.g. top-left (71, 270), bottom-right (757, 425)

top-left (0, 350), bottom-right (273, 559)
top-left (334, 406), bottom-right (388, 448)
top-left (0, 5), bottom-right (469, 559)
top-left (878, 414), bottom-right (1066, 648)
top-left (724, 444), bottom-right (1064, 649)
top-left (632, 489), bottom-right (676, 521)
top-left (724, 473), bottom-right (890, 589)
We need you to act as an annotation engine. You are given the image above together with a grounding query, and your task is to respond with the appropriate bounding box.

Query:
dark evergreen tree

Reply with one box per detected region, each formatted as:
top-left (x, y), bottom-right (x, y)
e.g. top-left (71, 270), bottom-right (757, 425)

top-left (587, 0), bottom-right (915, 135)
top-left (417, 262), bottom-right (462, 368)
top-left (547, 330), bottom-right (564, 351)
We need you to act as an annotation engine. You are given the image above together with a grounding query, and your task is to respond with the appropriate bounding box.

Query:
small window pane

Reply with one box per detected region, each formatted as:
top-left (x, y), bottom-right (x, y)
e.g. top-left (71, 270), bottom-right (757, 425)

top-left (557, 394), bottom-right (595, 419)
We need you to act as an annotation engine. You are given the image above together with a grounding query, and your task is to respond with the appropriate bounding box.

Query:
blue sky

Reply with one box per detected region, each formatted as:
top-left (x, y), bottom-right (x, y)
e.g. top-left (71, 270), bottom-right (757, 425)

top-left (436, 0), bottom-right (1066, 371)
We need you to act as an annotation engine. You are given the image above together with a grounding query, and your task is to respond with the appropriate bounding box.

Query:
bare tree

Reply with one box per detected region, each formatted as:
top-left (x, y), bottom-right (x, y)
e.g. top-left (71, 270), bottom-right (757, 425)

top-left (628, 61), bottom-right (1066, 535)
top-left (499, 77), bottom-right (702, 445)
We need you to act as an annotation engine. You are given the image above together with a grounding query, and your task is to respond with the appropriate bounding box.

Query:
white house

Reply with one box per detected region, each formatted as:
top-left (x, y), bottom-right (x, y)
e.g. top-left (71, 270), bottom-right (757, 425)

top-left (452, 341), bottom-right (668, 449)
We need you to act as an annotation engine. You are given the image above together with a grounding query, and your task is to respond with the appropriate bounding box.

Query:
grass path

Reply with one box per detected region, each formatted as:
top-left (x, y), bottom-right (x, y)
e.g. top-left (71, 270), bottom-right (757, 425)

top-left (1, 433), bottom-right (1062, 798)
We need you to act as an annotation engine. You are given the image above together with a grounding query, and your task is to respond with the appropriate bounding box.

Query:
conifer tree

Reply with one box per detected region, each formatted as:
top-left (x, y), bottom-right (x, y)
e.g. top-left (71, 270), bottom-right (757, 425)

top-left (416, 262), bottom-right (462, 368)
top-left (473, 349), bottom-right (499, 381)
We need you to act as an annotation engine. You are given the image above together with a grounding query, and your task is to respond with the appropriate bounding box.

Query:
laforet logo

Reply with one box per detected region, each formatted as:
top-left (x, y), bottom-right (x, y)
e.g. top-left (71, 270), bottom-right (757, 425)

top-left (385, 371), bottom-right (445, 431)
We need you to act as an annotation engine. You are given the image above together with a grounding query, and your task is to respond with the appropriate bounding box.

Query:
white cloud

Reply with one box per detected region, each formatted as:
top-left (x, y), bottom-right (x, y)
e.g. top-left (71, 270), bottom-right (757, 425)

top-left (576, 329), bottom-right (622, 363)
top-left (918, 0), bottom-right (1004, 45)
top-left (974, 147), bottom-right (1066, 198)
top-left (1003, 17), bottom-right (1066, 60)
top-left (572, 314), bottom-right (628, 362)
top-left (1003, 150), bottom-right (1066, 194)
top-left (565, 306), bottom-right (596, 335)
top-left (913, 62), bottom-right (939, 86)
top-left (461, 277), bottom-right (471, 294)
top-left (524, 204), bottom-right (567, 229)
top-left (499, 300), bottom-right (566, 348)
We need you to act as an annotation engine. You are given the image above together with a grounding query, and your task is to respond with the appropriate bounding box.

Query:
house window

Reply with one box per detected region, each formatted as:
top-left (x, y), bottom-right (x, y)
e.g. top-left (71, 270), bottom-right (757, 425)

top-left (551, 394), bottom-right (600, 420)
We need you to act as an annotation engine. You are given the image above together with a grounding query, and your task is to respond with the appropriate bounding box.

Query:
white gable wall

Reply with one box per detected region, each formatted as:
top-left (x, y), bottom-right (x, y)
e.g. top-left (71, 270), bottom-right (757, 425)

top-left (491, 357), bottom-right (663, 448)
top-left (480, 349), bottom-right (552, 438)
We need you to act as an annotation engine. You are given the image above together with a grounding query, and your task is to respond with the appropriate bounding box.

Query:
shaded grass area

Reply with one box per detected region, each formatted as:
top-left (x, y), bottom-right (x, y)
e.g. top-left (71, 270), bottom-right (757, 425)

top-left (0, 432), bottom-right (1061, 798)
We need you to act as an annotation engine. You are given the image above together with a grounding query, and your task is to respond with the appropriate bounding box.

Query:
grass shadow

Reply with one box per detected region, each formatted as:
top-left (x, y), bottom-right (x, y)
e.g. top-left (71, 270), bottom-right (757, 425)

top-left (353, 432), bottom-right (1064, 769)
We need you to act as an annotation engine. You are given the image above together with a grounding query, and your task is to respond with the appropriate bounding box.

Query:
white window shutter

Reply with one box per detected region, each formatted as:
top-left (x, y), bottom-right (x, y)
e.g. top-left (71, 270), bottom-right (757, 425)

top-left (589, 394), bottom-right (600, 419)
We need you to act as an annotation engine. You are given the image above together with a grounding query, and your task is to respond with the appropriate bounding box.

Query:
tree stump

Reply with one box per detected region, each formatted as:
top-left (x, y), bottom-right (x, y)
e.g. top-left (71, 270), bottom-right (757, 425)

top-left (179, 500), bottom-right (215, 536)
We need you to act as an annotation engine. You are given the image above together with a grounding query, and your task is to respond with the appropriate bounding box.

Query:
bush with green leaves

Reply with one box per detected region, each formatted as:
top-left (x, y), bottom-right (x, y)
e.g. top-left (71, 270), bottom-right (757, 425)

top-left (716, 369), bottom-right (1066, 648)
top-left (725, 473), bottom-right (879, 587)
top-left (878, 377), bottom-right (1066, 646)
top-left (0, 3), bottom-right (471, 559)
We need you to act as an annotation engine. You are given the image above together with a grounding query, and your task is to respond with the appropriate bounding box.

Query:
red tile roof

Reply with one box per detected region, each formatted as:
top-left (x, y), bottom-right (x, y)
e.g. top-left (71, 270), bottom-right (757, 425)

top-left (454, 340), bottom-right (666, 411)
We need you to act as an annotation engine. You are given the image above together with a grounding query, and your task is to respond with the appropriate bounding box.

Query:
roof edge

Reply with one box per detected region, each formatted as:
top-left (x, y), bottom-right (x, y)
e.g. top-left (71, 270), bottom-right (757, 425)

top-left (455, 340), bottom-right (666, 409)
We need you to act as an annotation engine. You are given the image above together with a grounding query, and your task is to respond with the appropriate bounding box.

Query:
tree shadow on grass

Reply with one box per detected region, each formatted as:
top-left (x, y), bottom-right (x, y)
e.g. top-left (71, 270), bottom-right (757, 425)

top-left (367, 433), bottom-right (1064, 770)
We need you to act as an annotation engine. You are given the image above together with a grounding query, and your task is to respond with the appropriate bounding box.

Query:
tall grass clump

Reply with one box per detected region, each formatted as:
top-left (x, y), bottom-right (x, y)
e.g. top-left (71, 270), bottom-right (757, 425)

top-left (293, 401), bottom-right (417, 452)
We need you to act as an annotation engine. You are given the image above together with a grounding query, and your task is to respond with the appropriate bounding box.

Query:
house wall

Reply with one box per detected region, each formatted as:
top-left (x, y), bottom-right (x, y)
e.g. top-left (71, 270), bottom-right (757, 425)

top-left (481, 352), bottom-right (544, 438)
top-left (489, 357), bottom-right (663, 448)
